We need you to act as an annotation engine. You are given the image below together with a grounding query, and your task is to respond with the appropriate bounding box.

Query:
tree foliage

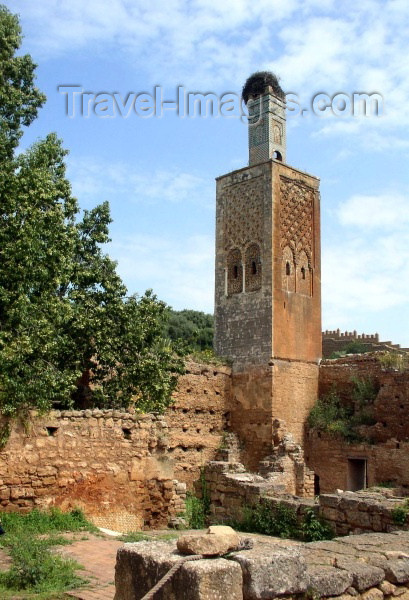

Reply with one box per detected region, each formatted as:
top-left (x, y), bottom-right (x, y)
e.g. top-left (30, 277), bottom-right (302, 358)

top-left (0, 5), bottom-right (184, 416)
top-left (163, 309), bottom-right (214, 352)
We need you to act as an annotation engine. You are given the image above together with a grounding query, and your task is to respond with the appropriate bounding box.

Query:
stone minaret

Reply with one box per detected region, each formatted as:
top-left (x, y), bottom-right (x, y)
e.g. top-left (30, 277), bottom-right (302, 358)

top-left (214, 72), bottom-right (321, 469)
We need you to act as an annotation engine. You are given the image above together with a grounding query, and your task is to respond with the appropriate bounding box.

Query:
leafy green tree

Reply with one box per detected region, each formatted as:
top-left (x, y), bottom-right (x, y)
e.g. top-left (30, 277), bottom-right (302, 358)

top-left (0, 5), bottom-right (183, 416)
top-left (164, 309), bottom-right (214, 352)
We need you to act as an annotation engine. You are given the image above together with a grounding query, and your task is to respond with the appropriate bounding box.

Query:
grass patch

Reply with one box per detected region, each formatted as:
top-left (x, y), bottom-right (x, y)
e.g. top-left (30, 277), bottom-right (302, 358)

top-left (119, 531), bottom-right (178, 543)
top-left (0, 507), bottom-right (97, 540)
top-left (0, 508), bottom-right (95, 599)
top-left (187, 349), bottom-right (232, 367)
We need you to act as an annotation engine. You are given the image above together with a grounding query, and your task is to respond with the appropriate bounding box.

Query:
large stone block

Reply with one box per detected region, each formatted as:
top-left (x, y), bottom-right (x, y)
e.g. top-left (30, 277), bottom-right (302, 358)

top-left (230, 546), bottom-right (307, 599)
top-left (307, 565), bottom-right (353, 597)
top-left (114, 541), bottom-right (243, 600)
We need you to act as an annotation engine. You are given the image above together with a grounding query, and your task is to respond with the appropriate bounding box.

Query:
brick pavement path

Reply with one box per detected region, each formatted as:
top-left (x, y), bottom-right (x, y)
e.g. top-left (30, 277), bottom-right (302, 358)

top-left (61, 534), bottom-right (123, 600)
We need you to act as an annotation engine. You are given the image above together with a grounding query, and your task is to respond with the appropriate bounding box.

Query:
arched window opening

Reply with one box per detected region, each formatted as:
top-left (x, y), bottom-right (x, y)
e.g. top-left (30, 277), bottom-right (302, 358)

top-left (273, 150), bottom-right (282, 161)
top-left (245, 243), bottom-right (262, 292)
top-left (282, 246), bottom-right (295, 292)
top-left (298, 250), bottom-right (312, 296)
top-left (227, 248), bottom-right (243, 295)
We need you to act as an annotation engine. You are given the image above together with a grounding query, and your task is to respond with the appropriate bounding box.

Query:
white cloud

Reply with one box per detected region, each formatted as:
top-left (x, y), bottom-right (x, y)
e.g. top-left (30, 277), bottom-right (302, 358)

top-left (67, 157), bottom-right (213, 208)
top-left (323, 188), bottom-right (409, 344)
top-left (337, 193), bottom-right (409, 229)
top-left (110, 233), bottom-right (214, 312)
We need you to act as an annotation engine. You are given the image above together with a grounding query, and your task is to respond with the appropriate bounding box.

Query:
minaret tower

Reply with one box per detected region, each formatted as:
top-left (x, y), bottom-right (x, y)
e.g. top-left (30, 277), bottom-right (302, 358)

top-left (214, 72), bottom-right (321, 469)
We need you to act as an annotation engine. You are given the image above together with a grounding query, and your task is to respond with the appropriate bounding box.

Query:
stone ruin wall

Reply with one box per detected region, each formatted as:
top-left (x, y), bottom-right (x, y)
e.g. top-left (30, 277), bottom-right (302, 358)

top-left (0, 361), bottom-right (231, 531)
top-left (166, 361), bottom-right (232, 487)
top-left (306, 355), bottom-right (409, 493)
top-left (322, 330), bottom-right (409, 358)
top-left (2, 353), bottom-right (409, 530)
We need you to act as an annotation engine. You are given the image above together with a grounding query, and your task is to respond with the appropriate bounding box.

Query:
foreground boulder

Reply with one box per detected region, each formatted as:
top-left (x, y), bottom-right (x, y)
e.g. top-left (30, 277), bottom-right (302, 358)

top-left (176, 525), bottom-right (240, 556)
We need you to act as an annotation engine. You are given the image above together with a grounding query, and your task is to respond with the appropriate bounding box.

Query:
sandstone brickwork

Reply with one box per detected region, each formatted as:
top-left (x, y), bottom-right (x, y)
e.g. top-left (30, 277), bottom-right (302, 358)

top-left (307, 355), bottom-right (409, 494)
top-left (0, 409), bottom-right (186, 531)
top-left (319, 490), bottom-right (409, 536)
top-left (0, 361), bottom-right (231, 528)
top-left (166, 361), bottom-right (231, 487)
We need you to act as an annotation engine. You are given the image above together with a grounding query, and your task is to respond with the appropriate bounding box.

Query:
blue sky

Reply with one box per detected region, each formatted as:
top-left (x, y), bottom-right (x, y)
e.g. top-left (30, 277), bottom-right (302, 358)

top-left (6, 0), bottom-right (409, 346)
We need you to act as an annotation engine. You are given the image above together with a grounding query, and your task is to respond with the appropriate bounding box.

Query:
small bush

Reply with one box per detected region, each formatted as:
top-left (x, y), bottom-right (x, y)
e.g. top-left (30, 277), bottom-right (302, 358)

top-left (377, 352), bottom-right (409, 372)
top-left (188, 349), bottom-right (232, 367)
top-left (232, 502), bottom-right (333, 541)
top-left (308, 378), bottom-right (379, 442)
top-left (301, 509), bottom-right (334, 542)
top-left (238, 501), bottom-right (298, 538)
top-left (351, 376), bottom-right (378, 408)
top-left (391, 503), bottom-right (409, 526)
top-left (307, 388), bottom-right (350, 432)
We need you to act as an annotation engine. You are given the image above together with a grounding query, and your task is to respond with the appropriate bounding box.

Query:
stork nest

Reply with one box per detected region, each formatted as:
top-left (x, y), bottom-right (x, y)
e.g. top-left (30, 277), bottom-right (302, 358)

top-left (242, 71), bottom-right (285, 104)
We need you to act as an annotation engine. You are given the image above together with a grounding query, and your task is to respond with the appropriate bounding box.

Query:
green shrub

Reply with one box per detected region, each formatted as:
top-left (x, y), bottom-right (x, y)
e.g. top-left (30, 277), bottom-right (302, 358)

top-left (351, 376), bottom-right (378, 408)
top-left (231, 502), bottom-right (333, 541)
top-left (183, 469), bottom-right (211, 529)
top-left (188, 349), bottom-right (232, 367)
top-left (233, 501), bottom-right (298, 538)
top-left (308, 378), bottom-right (379, 442)
top-left (307, 388), bottom-right (350, 432)
top-left (301, 509), bottom-right (334, 542)
top-left (185, 493), bottom-right (207, 529)
top-left (391, 503), bottom-right (409, 525)
top-left (377, 352), bottom-right (409, 372)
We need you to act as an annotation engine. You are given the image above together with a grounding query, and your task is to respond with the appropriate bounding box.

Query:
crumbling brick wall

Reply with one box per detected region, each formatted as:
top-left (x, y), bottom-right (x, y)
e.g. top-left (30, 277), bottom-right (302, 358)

top-left (0, 361), bottom-right (232, 529)
top-left (166, 361), bottom-right (231, 486)
top-left (306, 355), bottom-right (409, 493)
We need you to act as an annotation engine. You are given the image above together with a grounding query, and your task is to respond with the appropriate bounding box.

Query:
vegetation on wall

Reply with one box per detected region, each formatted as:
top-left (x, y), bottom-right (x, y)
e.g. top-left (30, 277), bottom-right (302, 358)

top-left (330, 340), bottom-right (371, 358)
top-left (0, 5), bottom-right (184, 418)
top-left (231, 501), bottom-right (333, 542)
top-left (308, 377), bottom-right (379, 442)
top-left (377, 351), bottom-right (409, 372)
top-left (184, 469), bottom-right (211, 529)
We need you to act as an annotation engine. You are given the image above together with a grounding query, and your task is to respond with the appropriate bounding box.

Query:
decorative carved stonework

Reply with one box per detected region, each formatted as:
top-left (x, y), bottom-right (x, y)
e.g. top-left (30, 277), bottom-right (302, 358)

top-left (279, 176), bottom-right (315, 263)
top-left (221, 177), bottom-right (264, 252)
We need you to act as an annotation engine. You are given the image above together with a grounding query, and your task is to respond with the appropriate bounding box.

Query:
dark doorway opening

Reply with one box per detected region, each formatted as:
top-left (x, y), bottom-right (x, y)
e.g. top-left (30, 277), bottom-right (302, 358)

top-left (314, 474), bottom-right (320, 496)
top-left (347, 458), bottom-right (367, 491)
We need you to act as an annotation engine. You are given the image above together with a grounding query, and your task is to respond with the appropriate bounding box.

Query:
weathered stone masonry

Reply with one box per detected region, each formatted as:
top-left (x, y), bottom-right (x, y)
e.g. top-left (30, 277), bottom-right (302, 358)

top-left (0, 361), bottom-right (231, 530)
top-left (306, 355), bottom-right (409, 494)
